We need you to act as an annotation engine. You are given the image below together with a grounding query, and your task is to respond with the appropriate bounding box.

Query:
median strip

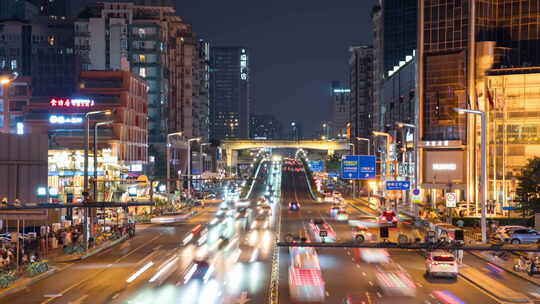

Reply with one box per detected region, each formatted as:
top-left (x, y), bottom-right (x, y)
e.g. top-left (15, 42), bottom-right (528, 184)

top-left (459, 266), bottom-right (531, 303)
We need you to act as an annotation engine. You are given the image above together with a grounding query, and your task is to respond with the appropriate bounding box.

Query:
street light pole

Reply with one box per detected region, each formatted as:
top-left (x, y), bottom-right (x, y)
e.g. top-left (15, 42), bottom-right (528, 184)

top-left (83, 110), bottom-right (111, 251)
top-left (166, 132), bottom-right (183, 203)
top-left (373, 131), bottom-right (391, 209)
top-left (200, 143), bottom-right (210, 174)
top-left (356, 137), bottom-right (371, 155)
top-left (187, 138), bottom-right (201, 199)
top-left (93, 121), bottom-right (114, 201)
top-left (349, 143), bottom-right (356, 198)
top-left (454, 108), bottom-right (487, 243)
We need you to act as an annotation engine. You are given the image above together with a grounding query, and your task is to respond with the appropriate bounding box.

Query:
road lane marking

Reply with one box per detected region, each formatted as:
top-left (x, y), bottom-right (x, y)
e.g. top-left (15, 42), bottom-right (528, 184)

top-left (136, 250), bottom-right (159, 267)
top-left (376, 292), bottom-right (382, 298)
top-left (44, 294), bottom-right (62, 298)
top-left (39, 233), bottom-right (163, 304)
top-left (361, 271), bottom-right (366, 276)
top-left (67, 294), bottom-right (88, 304)
top-left (325, 291), bottom-right (330, 297)
top-left (368, 281), bottom-right (374, 286)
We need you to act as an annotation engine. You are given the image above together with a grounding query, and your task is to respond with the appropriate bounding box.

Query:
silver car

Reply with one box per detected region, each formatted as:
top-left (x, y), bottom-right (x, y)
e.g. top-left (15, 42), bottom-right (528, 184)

top-left (502, 229), bottom-right (540, 244)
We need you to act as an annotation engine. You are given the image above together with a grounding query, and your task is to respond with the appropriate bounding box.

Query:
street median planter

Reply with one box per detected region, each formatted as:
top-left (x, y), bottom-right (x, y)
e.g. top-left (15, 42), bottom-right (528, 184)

top-left (0, 272), bottom-right (16, 289)
top-left (26, 261), bottom-right (49, 277)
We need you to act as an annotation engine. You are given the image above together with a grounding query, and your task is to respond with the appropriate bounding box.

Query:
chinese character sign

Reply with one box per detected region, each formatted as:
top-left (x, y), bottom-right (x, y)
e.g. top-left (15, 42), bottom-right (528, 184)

top-left (49, 98), bottom-right (95, 108)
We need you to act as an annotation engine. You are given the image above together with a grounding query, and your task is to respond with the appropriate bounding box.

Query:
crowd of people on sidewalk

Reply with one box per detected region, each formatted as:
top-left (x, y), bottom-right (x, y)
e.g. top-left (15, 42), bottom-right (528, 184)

top-left (0, 245), bottom-right (40, 272)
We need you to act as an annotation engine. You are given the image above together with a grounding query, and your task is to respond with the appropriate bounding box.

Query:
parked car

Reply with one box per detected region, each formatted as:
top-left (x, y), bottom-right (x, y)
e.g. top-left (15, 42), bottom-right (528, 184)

top-left (496, 225), bottom-right (529, 235)
top-left (502, 229), bottom-right (540, 244)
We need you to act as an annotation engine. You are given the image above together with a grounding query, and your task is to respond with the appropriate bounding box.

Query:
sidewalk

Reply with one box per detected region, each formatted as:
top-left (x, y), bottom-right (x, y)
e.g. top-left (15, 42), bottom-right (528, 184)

top-left (469, 250), bottom-right (540, 287)
top-left (47, 234), bottom-right (129, 263)
top-left (0, 265), bottom-right (62, 298)
top-left (0, 233), bottom-right (130, 298)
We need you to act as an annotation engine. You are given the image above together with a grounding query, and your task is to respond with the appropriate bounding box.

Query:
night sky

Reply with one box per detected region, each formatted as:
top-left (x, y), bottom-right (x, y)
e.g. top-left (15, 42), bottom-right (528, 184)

top-left (79, 0), bottom-right (376, 137)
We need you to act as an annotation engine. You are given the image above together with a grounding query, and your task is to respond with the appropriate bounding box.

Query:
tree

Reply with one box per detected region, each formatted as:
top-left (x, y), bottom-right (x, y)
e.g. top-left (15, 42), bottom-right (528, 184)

top-left (516, 157), bottom-right (540, 215)
top-left (325, 154), bottom-right (341, 173)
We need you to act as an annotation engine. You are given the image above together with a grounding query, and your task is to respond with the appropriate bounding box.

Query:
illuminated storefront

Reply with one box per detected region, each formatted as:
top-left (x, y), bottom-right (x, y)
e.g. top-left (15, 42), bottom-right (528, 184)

top-left (47, 149), bottom-right (124, 202)
top-left (487, 68), bottom-right (540, 209)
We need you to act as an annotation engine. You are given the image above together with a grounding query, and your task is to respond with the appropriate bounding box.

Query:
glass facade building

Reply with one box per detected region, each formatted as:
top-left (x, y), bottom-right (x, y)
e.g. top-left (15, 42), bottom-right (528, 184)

top-left (382, 0), bottom-right (418, 74)
top-left (209, 47), bottom-right (250, 140)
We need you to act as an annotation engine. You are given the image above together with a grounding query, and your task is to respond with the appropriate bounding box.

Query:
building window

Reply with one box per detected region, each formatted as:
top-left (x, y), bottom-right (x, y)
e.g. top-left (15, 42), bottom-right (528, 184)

top-left (139, 54), bottom-right (145, 62)
top-left (139, 68), bottom-right (146, 78)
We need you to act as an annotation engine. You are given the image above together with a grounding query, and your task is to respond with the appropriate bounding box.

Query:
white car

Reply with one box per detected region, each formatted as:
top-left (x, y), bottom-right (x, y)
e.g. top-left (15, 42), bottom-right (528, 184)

top-left (425, 251), bottom-right (458, 278)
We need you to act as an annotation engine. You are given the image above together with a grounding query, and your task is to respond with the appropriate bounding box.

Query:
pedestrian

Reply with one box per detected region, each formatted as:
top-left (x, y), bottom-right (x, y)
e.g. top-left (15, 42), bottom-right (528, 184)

top-left (456, 247), bottom-right (463, 264)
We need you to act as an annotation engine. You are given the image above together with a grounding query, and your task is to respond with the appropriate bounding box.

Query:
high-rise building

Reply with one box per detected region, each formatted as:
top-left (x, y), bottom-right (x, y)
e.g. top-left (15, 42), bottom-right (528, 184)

top-left (371, 0), bottom-right (418, 132)
top-left (349, 46), bottom-right (373, 154)
top-left (0, 0), bottom-right (38, 21)
top-left (381, 0), bottom-right (417, 74)
top-left (75, 2), bottom-right (133, 72)
top-left (193, 39), bottom-right (211, 142)
top-left (210, 47), bottom-right (250, 140)
top-left (75, 2), bottom-right (204, 176)
top-left (0, 17), bottom-right (76, 97)
top-left (30, 0), bottom-right (72, 17)
top-left (330, 81), bottom-right (350, 139)
top-left (418, 0), bottom-right (540, 207)
top-left (250, 114), bottom-right (282, 139)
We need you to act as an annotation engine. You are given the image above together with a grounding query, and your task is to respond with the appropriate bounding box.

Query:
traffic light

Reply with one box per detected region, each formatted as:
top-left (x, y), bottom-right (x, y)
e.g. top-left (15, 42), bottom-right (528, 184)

top-left (455, 229), bottom-right (464, 241)
top-left (380, 226), bottom-right (389, 239)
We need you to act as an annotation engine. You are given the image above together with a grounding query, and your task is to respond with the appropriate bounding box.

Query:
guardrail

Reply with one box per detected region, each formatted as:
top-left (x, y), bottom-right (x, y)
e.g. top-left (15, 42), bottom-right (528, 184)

top-left (298, 158), bottom-right (317, 200)
top-left (267, 166), bottom-right (282, 304)
top-left (244, 158), bottom-right (266, 200)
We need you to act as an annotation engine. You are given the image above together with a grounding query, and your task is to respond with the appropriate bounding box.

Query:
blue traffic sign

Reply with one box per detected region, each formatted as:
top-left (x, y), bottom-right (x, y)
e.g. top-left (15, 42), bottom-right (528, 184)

top-left (412, 188), bottom-right (420, 195)
top-left (385, 181), bottom-right (411, 191)
top-left (308, 161), bottom-right (324, 172)
top-left (341, 155), bottom-right (376, 180)
top-left (328, 172), bottom-right (339, 178)
top-left (502, 206), bottom-right (518, 211)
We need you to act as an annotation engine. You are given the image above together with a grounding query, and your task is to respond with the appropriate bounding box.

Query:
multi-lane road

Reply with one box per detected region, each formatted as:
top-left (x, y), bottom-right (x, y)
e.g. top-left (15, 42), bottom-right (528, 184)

top-left (5, 159), bottom-right (540, 304)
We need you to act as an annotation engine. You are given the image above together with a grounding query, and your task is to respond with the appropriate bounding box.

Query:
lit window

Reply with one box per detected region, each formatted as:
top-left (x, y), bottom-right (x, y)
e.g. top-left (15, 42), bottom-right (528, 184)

top-left (139, 55), bottom-right (146, 62)
top-left (139, 68), bottom-right (146, 78)
top-left (138, 28), bottom-right (145, 37)
top-left (48, 36), bottom-right (55, 46)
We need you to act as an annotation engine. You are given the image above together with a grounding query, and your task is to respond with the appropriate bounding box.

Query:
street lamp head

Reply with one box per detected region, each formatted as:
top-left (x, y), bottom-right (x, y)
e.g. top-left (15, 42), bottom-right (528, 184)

top-left (0, 78), bottom-right (10, 85)
top-left (454, 107), bottom-right (466, 115)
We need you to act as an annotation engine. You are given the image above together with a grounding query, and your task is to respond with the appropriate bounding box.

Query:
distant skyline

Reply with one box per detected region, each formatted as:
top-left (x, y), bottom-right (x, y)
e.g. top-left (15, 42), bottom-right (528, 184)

top-left (76, 0), bottom-right (376, 136)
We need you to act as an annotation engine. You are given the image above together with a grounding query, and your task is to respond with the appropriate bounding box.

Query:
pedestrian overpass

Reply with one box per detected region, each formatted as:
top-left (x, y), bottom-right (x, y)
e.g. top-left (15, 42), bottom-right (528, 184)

top-left (220, 139), bottom-right (349, 167)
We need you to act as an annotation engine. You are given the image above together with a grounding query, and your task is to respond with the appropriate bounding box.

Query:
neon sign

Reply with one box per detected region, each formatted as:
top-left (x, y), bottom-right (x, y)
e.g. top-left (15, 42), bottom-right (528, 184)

top-left (240, 53), bottom-right (248, 80)
top-left (49, 98), bottom-right (95, 108)
top-left (49, 115), bottom-right (83, 124)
